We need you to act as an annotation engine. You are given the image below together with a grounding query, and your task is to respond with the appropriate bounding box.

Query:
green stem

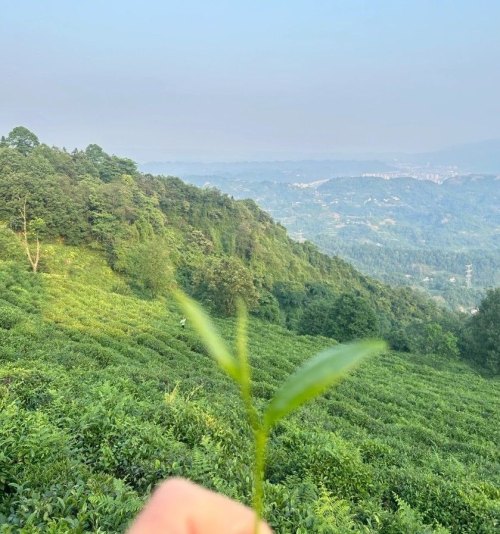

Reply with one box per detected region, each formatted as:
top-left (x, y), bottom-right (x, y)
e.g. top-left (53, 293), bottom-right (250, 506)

top-left (234, 303), bottom-right (268, 532)
top-left (240, 381), bottom-right (258, 432)
top-left (253, 427), bottom-right (268, 534)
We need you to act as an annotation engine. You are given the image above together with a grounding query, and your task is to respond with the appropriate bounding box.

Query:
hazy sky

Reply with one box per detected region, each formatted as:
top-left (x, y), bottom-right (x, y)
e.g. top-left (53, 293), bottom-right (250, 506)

top-left (1, 1), bottom-right (499, 161)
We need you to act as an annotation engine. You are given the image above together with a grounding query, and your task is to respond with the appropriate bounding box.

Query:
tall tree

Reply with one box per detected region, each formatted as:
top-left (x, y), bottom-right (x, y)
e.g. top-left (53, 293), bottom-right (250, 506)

top-left (193, 256), bottom-right (258, 316)
top-left (6, 127), bottom-right (40, 156)
top-left (115, 239), bottom-right (173, 297)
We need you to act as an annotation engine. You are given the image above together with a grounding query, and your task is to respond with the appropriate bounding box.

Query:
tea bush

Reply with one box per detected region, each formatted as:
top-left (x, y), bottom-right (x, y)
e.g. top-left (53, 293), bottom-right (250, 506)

top-left (0, 251), bottom-right (498, 532)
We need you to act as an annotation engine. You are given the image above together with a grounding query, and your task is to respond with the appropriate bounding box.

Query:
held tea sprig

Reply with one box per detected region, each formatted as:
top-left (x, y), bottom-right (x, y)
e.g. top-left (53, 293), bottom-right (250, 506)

top-left (174, 290), bottom-right (386, 533)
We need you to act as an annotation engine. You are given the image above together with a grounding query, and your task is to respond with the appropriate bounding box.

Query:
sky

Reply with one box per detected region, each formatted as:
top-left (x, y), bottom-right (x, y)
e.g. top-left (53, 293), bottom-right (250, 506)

top-left (1, 0), bottom-right (500, 161)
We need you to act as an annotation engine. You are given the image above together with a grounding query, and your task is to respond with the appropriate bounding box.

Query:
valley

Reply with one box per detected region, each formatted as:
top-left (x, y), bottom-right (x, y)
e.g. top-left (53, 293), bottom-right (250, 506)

top-left (174, 171), bottom-right (499, 311)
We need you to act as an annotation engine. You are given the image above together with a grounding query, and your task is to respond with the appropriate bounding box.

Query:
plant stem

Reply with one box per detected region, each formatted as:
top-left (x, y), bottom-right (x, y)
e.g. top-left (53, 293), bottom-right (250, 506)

top-left (253, 427), bottom-right (268, 534)
top-left (234, 302), bottom-right (268, 531)
top-left (240, 381), bottom-right (258, 432)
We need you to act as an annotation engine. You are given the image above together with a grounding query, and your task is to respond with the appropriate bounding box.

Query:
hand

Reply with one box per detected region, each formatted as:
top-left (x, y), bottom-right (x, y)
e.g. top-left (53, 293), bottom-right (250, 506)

top-left (127, 478), bottom-right (272, 533)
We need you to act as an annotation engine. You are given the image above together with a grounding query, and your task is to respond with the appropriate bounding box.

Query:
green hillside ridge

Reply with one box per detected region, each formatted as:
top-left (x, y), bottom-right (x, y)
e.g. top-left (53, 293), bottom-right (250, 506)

top-left (0, 244), bottom-right (499, 532)
top-left (1, 128), bottom-right (499, 531)
top-left (0, 128), bottom-right (456, 343)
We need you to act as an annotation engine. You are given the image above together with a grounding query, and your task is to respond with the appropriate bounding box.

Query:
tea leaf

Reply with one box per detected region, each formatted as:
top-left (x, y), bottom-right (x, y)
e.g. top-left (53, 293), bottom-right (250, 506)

top-left (264, 339), bottom-right (386, 428)
top-left (174, 290), bottom-right (239, 379)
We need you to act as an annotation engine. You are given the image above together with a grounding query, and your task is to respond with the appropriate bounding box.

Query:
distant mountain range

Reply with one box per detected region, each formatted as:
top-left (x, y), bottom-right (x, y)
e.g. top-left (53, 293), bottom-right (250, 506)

top-left (140, 141), bottom-right (500, 309)
top-left (140, 160), bottom-right (398, 182)
top-left (141, 139), bottom-right (500, 178)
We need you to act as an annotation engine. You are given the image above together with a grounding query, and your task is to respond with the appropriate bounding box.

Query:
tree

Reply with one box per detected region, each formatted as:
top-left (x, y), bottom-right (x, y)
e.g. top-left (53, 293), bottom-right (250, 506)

top-left (396, 321), bottom-right (459, 358)
top-left (6, 127), bottom-right (40, 156)
top-left (252, 291), bottom-right (282, 324)
top-left (328, 293), bottom-right (379, 342)
top-left (85, 144), bottom-right (137, 182)
top-left (85, 144), bottom-right (107, 167)
top-left (193, 256), bottom-right (258, 316)
top-left (461, 288), bottom-right (500, 374)
top-left (299, 293), bottom-right (378, 342)
top-left (272, 281), bottom-right (306, 329)
top-left (298, 299), bottom-right (335, 337)
top-left (115, 239), bottom-right (173, 297)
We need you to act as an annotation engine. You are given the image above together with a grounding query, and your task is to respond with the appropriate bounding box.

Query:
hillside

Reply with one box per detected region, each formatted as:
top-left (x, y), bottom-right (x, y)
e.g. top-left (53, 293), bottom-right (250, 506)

top-left (178, 173), bottom-right (499, 310)
top-left (1, 245), bottom-right (499, 532)
top-left (0, 128), bottom-right (455, 341)
top-left (1, 129), bottom-right (499, 532)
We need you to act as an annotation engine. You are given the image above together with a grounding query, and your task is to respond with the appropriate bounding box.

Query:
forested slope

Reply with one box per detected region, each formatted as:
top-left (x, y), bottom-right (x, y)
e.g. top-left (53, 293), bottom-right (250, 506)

top-left (0, 128), bottom-right (455, 344)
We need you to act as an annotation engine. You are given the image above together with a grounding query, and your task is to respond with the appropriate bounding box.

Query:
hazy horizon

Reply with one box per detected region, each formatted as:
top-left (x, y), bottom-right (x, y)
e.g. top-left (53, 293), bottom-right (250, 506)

top-left (2, 1), bottom-right (500, 161)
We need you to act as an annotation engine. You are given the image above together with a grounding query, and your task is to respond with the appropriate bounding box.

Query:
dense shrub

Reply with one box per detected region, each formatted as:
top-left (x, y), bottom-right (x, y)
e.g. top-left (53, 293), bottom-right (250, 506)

top-left (269, 428), bottom-right (372, 500)
top-left (389, 320), bottom-right (459, 358)
top-left (0, 304), bottom-right (23, 330)
top-left (299, 293), bottom-right (378, 342)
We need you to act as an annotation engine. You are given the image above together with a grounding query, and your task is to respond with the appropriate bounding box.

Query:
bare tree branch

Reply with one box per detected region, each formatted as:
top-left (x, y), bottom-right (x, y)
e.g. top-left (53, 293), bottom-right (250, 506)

top-left (20, 196), bottom-right (40, 273)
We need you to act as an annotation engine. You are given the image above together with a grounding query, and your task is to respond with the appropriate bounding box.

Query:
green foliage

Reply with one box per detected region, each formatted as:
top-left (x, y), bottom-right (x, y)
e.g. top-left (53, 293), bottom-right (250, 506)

top-left (114, 239), bottom-right (173, 297)
top-left (298, 299), bottom-right (334, 336)
top-left (85, 143), bottom-right (137, 183)
top-left (0, 225), bottom-right (24, 263)
top-left (330, 293), bottom-right (379, 342)
top-left (5, 126), bottom-right (40, 156)
top-left (0, 304), bottom-right (23, 330)
top-left (252, 291), bottom-right (282, 324)
top-left (192, 256), bottom-right (259, 316)
top-left (0, 255), bottom-right (498, 532)
top-left (461, 288), bottom-right (500, 374)
top-left (0, 398), bottom-right (142, 531)
top-left (174, 291), bottom-right (238, 380)
top-left (391, 321), bottom-right (459, 359)
top-left (381, 495), bottom-right (450, 534)
top-left (0, 129), bottom-right (497, 532)
top-left (269, 429), bottom-right (372, 501)
top-left (265, 340), bottom-right (384, 427)
top-left (299, 292), bottom-right (379, 342)
top-left (272, 281), bottom-right (306, 329)
top-left (0, 126), bottom-right (459, 331)
top-left (198, 172), bottom-right (499, 310)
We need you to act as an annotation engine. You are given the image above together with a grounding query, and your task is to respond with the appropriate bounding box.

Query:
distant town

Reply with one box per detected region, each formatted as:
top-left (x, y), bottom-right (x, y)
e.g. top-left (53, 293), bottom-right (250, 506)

top-left (362, 164), bottom-right (460, 183)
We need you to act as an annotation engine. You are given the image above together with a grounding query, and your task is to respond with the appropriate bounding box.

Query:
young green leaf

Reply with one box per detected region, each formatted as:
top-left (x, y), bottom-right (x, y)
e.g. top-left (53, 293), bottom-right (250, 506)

top-left (173, 290), bottom-right (239, 380)
top-left (264, 339), bottom-right (386, 429)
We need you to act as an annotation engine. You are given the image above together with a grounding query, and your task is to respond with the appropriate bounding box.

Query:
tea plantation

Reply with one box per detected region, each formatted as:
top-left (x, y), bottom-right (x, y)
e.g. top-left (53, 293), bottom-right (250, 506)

top-left (0, 246), bottom-right (498, 533)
